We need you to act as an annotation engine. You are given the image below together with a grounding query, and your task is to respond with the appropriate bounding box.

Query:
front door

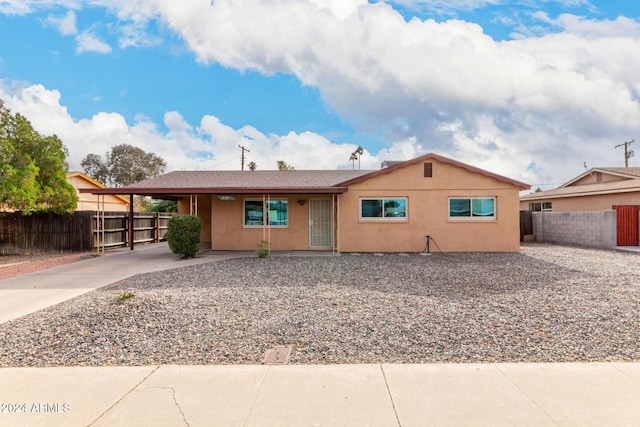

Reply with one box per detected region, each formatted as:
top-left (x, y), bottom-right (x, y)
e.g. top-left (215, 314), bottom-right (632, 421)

top-left (309, 199), bottom-right (332, 248)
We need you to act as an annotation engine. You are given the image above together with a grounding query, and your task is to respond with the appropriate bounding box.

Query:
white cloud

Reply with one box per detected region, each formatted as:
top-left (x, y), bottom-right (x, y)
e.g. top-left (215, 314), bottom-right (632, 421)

top-left (5, 0), bottom-right (640, 187)
top-left (75, 30), bottom-right (112, 54)
top-left (136, 0), bottom-right (640, 184)
top-left (0, 0), bottom-right (81, 15)
top-left (0, 81), bottom-right (382, 175)
top-left (118, 22), bottom-right (162, 48)
top-left (43, 10), bottom-right (77, 35)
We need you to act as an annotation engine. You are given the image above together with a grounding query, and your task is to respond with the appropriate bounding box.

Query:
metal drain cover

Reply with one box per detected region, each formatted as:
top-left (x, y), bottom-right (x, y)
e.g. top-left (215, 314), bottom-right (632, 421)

top-left (264, 346), bottom-right (292, 364)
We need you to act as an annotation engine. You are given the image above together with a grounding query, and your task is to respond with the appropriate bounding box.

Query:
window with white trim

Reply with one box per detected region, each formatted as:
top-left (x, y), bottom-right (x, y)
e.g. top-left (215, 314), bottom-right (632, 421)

top-left (243, 199), bottom-right (288, 227)
top-left (449, 197), bottom-right (496, 219)
top-left (360, 198), bottom-right (407, 219)
top-left (530, 202), bottom-right (552, 212)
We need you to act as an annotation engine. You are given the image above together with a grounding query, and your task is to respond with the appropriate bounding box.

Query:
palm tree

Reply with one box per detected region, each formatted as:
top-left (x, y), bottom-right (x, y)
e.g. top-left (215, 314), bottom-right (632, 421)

top-left (355, 146), bottom-right (364, 170)
top-left (349, 152), bottom-right (358, 169)
top-left (248, 161), bottom-right (257, 171)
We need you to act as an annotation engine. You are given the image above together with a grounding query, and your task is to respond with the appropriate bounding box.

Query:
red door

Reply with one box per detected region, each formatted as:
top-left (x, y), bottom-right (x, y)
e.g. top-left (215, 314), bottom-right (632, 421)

top-left (613, 205), bottom-right (640, 246)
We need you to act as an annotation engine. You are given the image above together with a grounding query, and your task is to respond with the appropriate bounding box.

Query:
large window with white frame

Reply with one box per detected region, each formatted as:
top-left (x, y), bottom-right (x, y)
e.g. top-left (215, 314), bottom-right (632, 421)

top-left (448, 197), bottom-right (496, 219)
top-left (360, 198), bottom-right (407, 219)
top-left (243, 199), bottom-right (288, 227)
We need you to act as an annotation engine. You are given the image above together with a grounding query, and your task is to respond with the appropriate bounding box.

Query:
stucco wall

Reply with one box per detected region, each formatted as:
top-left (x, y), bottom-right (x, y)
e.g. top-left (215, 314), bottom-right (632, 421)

top-left (210, 194), bottom-right (317, 251)
top-left (338, 160), bottom-right (522, 252)
top-left (532, 211), bottom-right (616, 248)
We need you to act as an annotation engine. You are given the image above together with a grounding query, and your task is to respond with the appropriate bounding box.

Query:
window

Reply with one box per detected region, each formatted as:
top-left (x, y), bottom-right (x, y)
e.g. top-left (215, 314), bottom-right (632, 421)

top-left (529, 202), bottom-right (552, 212)
top-left (244, 199), bottom-right (288, 227)
top-left (360, 198), bottom-right (407, 219)
top-left (449, 197), bottom-right (495, 219)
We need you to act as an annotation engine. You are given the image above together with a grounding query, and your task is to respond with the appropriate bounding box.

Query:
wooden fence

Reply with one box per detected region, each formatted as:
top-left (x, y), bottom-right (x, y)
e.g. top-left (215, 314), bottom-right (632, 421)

top-left (0, 211), bottom-right (174, 255)
top-left (94, 212), bottom-right (173, 249)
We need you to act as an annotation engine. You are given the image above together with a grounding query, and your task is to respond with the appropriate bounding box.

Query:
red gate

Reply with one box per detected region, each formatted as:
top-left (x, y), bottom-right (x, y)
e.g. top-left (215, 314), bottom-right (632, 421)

top-left (613, 205), bottom-right (640, 246)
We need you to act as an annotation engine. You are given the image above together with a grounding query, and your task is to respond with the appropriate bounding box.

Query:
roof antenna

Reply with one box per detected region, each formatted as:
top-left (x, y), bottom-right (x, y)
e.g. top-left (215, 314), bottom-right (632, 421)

top-left (615, 139), bottom-right (634, 168)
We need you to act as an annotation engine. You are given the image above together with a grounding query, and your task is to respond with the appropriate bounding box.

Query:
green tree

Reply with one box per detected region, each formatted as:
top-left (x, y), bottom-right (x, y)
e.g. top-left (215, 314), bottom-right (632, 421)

top-left (144, 198), bottom-right (178, 213)
top-left (276, 160), bottom-right (295, 170)
top-left (81, 143), bottom-right (166, 187)
top-left (248, 161), bottom-right (257, 171)
top-left (0, 100), bottom-right (77, 214)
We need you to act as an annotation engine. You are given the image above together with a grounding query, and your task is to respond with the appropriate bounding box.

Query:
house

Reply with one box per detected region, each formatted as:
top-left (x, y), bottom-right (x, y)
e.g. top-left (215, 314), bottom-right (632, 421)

top-left (519, 167), bottom-right (640, 212)
top-left (519, 167), bottom-right (640, 247)
top-left (67, 172), bottom-right (130, 212)
top-left (82, 153), bottom-right (529, 252)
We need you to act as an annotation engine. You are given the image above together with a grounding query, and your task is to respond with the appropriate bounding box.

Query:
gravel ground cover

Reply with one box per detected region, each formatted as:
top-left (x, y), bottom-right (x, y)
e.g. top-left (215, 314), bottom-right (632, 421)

top-left (1, 244), bottom-right (639, 366)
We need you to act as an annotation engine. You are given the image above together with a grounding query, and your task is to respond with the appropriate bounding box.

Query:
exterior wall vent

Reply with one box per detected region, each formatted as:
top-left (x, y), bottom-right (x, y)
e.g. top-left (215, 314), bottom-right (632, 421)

top-left (424, 162), bottom-right (433, 178)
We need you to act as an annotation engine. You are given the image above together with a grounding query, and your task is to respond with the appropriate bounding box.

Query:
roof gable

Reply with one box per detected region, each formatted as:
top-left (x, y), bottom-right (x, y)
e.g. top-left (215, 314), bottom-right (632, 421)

top-left (338, 153), bottom-right (530, 190)
top-left (561, 167), bottom-right (640, 188)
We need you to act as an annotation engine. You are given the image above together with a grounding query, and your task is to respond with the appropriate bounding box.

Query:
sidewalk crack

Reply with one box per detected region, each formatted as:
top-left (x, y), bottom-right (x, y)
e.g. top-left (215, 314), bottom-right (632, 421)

top-left (152, 386), bottom-right (190, 427)
top-left (380, 364), bottom-right (402, 427)
top-left (88, 365), bottom-right (161, 426)
top-left (242, 366), bottom-right (269, 427)
top-left (495, 364), bottom-right (560, 426)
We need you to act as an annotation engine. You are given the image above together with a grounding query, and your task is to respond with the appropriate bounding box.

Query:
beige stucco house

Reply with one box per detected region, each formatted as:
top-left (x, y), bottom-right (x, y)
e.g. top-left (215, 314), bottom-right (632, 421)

top-left (83, 153), bottom-right (529, 252)
top-left (67, 172), bottom-right (130, 212)
top-left (519, 167), bottom-right (640, 212)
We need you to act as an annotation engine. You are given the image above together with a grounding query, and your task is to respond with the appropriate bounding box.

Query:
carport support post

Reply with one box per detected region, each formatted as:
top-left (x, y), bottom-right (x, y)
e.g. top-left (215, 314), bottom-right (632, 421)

top-left (129, 194), bottom-right (134, 250)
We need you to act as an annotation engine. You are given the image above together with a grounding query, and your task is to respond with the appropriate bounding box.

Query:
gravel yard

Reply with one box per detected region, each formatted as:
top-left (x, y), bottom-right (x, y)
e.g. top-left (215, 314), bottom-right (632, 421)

top-left (1, 244), bottom-right (639, 366)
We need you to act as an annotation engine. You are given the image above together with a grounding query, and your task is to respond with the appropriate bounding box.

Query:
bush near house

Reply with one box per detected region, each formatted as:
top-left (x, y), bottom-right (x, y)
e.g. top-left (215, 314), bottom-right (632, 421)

top-left (167, 215), bottom-right (201, 258)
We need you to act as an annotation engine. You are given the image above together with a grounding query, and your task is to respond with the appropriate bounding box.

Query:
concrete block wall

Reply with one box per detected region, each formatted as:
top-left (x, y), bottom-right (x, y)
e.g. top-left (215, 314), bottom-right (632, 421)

top-left (532, 211), bottom-right (616, 249)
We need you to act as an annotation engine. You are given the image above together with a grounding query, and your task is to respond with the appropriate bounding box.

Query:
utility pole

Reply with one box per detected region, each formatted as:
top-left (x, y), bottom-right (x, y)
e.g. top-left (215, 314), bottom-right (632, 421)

top-left (236, 144), bottom-right (250, 171)
top-left (615, 139), bottom-right (634, 167)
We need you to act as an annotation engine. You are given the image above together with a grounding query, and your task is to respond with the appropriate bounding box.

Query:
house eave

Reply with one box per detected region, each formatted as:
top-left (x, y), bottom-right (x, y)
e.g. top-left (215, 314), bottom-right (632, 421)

top-left (520, 185), bottom-right (640, 201)
top-left (80, 187), bottom-right (349, 196)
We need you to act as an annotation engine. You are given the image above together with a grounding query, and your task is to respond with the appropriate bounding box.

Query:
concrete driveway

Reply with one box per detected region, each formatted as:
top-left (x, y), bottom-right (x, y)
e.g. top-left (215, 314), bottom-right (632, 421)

top-left (0, 243), bottom-right (249, 325)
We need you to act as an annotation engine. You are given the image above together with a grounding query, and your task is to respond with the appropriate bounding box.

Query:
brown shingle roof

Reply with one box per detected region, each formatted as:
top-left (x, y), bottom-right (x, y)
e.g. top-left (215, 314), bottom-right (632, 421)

top-left (81, 152), bottom-right (530, 196)
top-left (91, 170), bottom-right (373, 195)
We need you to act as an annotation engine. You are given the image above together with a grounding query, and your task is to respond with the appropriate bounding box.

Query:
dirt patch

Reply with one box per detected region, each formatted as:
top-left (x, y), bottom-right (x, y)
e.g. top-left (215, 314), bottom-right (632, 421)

top-left (0, 253), bottom-right (92, 280)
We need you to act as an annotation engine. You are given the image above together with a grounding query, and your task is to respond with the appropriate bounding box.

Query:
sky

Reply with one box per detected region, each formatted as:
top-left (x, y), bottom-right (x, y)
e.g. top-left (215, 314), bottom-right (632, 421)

top-left (2, 1), bottom-right (640, 191)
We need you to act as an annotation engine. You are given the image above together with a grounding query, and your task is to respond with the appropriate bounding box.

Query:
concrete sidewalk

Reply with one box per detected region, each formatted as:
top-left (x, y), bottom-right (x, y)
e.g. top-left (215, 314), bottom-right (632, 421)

top-left (1, 362), bottom-right (639, 426)
top-left (0, 243), bottom-right (251, 324)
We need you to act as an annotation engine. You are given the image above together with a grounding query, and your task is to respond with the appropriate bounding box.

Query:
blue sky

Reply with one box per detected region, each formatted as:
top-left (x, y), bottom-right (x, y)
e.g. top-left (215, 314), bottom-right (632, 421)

top-left (2, 1), bottom-right (640, 190)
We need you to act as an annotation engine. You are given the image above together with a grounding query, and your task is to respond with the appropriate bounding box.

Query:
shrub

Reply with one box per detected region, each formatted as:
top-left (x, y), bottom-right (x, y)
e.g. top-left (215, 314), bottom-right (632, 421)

top-left (255, 240), bottom-right (269, 258)
top-left (167, 215), bottom-right (201, 258)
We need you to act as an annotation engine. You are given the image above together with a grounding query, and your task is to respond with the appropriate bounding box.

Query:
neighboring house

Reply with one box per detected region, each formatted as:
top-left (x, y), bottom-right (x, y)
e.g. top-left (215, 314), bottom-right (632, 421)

top-left (67, 172), bottom-right (130, 212)
top-left (520, 167), bottom-right (640, 212)
top-left (82, 153), bottom-right (529, 252)
top-left (520, 167), bottom-right (640, 247)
